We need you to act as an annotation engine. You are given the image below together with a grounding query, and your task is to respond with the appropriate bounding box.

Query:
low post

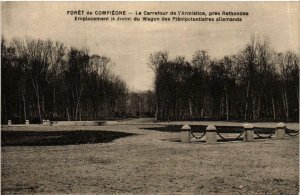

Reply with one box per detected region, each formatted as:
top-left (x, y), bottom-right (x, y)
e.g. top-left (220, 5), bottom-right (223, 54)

top-left (181, 124), bottom-right (191, 143)
top-left (276, 122), bottom-right (286, 139)
top-left (43, 119), bottom-right (51, 126)
top-left (244, 124), bottom-right (254, 142)
top-left (26, 120), bottom-right (29, 125)
top-left (206, 125), bottom-right (217, 144)
top-left (8, 120), bottom-right (12, 126)
top-left (49, 120), bottom-right (53, 126)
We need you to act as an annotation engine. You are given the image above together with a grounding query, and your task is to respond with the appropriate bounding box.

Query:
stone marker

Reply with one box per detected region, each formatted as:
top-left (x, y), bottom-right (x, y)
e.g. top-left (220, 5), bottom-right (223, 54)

top-left (43, 119), bottom-right (51, 126)
top-left (206, 125), bottom-right (217, 144)
top-left (244, 123), bottom-right (254, 142)
top-left (181, 124), bottom-right (191, 143)
top-left (8, 120), bottom-right (12, 126)
top-left (275, 122), bottom-right (286, 139)
top-left (26, 120), bottom-right (29, 125)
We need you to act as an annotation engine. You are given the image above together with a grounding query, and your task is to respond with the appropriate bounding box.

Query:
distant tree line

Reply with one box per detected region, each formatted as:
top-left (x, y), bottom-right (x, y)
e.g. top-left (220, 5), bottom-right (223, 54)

top-left (1, 36), bottom-right (128, 123)
top-left (150, 36), bottom-right (299, 122)
top-left (126, 91), bottom-right (155, 118)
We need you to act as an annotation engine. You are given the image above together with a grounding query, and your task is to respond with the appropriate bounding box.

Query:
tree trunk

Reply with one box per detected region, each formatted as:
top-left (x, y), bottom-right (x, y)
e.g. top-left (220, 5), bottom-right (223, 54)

top-left (282, 92), bottom-right (286, 119)
top-left (225, 92), bottom-right (229, 121)
top-left (79, 105), bottom-right (82, 121)
top-left (36, 86), bottom-right (42, 122)
top-left (257, 95), bottom-right (261, 119)
top-left (19, 99), bottom-right (22, 123)
top-left (31, 76), bottom-right (43, 122)
top-left (42, 96), bottom-right (45, 117)
top-left (154, 102), bottom-right (158, 122)
top-left (252, 90), bottom-right (256, 120)
top-left (285, 90), bottom-right (289, 120)
top-left (221, 97), bottom-right (224, 118)
top-left (272, 97), bottom-right (276, 120)
top-left (189, 98), bottom-right (193, 119)
top-left (53, 87), bottom-right (56, 114)
top-left (244, 81), bottom-right (250, 120)
top-left (75, 101), bottom-right (79, 121)
top-left (66, 107), bottom-right (70, 121)
top-left (22, 90), bottom-right (27, 121)
top-left (3, 96), bottom-right (7, 122)
top-left (297, 89), bottom-right (299, 105)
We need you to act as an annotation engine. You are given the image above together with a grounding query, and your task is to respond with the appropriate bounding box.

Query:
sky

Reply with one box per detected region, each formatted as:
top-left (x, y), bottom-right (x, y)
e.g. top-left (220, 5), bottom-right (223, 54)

top-left (1, 2), bottom-right (299, 91)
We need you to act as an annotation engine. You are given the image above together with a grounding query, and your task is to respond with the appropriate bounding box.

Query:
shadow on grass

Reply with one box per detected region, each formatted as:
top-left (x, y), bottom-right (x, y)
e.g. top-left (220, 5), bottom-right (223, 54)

top-left (2, 130), bottom-right (135, 147)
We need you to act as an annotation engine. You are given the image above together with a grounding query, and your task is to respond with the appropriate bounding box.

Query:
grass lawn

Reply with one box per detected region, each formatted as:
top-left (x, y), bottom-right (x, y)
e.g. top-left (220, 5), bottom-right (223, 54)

top-left (1, 120), bottom-right (299, 194)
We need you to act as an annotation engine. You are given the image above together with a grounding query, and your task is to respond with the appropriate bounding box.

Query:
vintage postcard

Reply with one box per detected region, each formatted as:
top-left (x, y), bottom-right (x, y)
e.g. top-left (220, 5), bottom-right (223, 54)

top-left (1, 1), bottom-right (299, 194)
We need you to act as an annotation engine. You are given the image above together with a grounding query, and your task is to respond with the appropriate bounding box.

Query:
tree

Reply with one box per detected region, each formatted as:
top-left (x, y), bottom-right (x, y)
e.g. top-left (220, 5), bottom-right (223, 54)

top-left (1, 35), bottom-right (129, 123)
top-left (150, 35), bottom-right (299, 122)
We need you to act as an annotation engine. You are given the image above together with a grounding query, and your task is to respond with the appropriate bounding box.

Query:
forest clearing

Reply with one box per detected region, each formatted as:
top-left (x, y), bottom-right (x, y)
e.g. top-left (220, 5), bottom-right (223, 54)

top-left (1, 119), bottom-right (299, 194)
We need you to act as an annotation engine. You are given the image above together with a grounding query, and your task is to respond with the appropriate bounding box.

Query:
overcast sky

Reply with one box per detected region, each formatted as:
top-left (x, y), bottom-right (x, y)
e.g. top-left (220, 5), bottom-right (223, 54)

top-left (2, 2), bottom-right (299, 91)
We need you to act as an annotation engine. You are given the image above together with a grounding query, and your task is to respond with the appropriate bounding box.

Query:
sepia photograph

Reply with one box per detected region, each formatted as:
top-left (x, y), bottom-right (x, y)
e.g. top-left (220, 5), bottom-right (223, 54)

top-left (1, 1), bottom-right (299, 194)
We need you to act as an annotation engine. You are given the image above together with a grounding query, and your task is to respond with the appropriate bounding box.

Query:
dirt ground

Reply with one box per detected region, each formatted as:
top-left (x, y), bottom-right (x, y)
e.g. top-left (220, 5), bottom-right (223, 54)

top-left (1, 119), bottom-right (299, 194)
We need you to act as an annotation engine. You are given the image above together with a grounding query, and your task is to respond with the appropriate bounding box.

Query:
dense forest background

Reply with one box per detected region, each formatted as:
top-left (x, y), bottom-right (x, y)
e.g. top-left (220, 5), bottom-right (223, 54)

top-left (1, 35), bottom-right (299, 123)
top-left (150, 36), bottom-right (299, 122)
top-left (2, 36), bottom-right (130, 123)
